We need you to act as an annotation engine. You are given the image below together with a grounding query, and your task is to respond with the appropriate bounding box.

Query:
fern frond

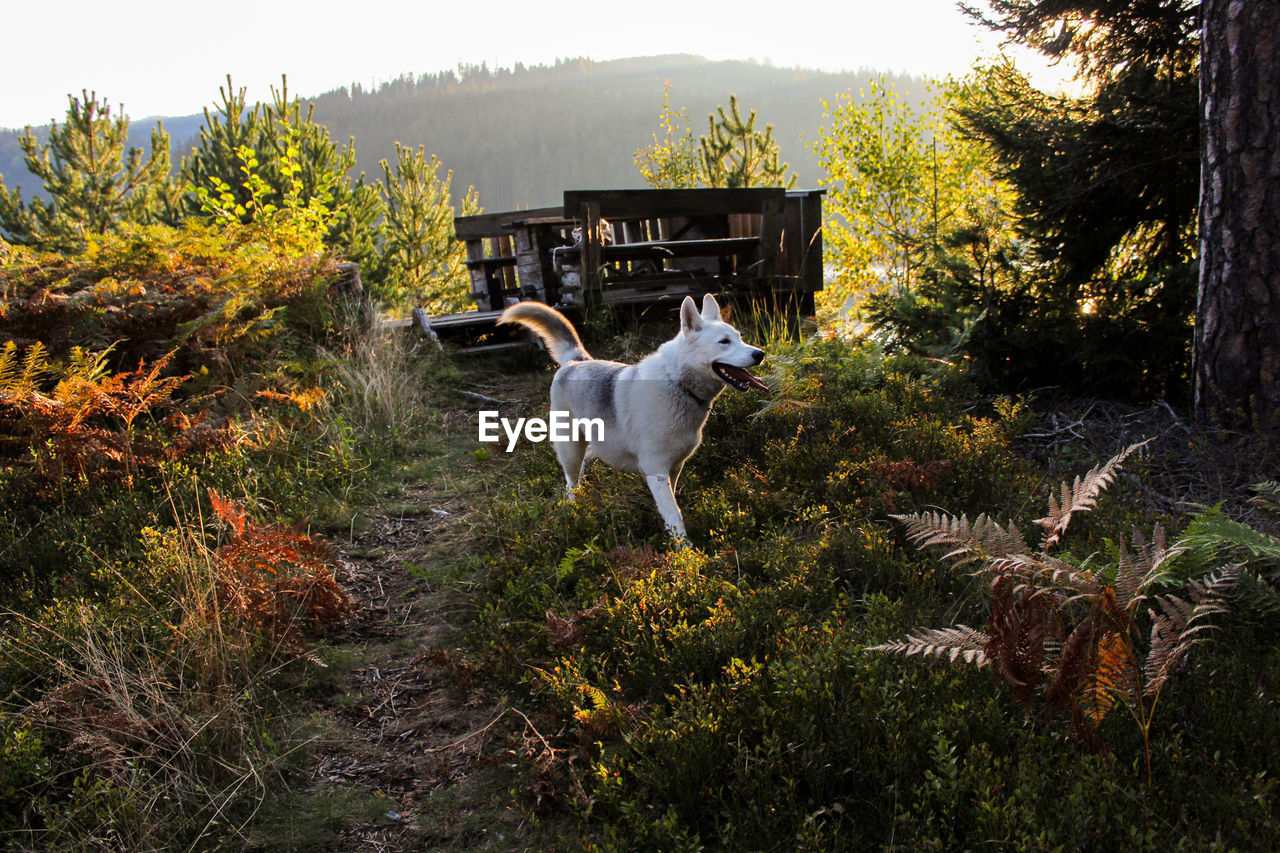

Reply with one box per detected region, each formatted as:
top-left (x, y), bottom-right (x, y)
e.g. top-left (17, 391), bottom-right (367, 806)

top-left (986, 581), bottom-right (1051, 711)
top-left (66, 345), bottom-right (113, 383)
top-left (867, 625), bottom-right (991, 667)
top-left (582, 684), bottom-right (611, 712)
top-left (985, 553), bottom-right (1099, 598)
top-left (1081, 629), bottom-right (1135, 725)
top-left (0, 340), bottom-right (49, 396)
top-left (1180, 503), bottom-right (1280, 564)
top-left (893, 511), bottom-right (1028, 566)
top-left (1142, 565), bottom-right (1241, 698)
top-left (1115, 526), bottom-right (1185, 613)
top-left (0, 340), bottom-right (18, 390)
top-left (1249, 481), bottom-right (1280, 515)
top-left (1045, 618), bottom-right (1096, 709)
top-left (208, 487), bottom-right (249, 538)
top-left (1035, 439), bottom-right (1151, 551)
top-left (20, 340), bottom-right (49, 390)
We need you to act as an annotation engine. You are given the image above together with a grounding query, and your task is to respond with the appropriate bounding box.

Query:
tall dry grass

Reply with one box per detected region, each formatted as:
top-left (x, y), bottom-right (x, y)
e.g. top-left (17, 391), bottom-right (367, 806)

top-left (1, 488), bottom-right (347, 851)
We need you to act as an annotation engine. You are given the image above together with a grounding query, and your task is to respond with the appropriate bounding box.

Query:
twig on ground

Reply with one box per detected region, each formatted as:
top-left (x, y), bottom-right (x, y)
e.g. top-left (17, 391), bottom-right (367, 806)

top-left (458, 390), bottom-right (525, 407)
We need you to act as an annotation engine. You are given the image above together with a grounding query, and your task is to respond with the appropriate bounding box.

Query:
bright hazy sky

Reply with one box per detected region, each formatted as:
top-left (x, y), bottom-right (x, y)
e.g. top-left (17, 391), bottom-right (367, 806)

top-left (2, 0), bottom-right (1071, 130)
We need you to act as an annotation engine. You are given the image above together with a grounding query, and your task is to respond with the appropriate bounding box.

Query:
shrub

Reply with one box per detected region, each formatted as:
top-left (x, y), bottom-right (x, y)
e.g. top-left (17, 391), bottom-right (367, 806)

top-left (467, 330), bottom-right (1280, 849)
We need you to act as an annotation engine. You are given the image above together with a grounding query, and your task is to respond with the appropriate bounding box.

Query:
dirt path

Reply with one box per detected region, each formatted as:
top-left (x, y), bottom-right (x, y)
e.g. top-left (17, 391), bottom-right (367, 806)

top-left (295, 376), bottom-right (561, 852)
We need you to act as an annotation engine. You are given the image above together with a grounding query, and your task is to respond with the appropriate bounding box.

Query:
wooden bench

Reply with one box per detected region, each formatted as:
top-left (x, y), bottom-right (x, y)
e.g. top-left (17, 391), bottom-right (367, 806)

top-left (559, 188), bottom-right (790, 307)
top-left (441, 188), bottom-right (825, 348)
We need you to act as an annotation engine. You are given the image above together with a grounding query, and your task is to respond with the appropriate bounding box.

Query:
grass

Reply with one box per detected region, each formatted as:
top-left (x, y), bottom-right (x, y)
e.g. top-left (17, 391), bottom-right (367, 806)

top-left (449, 321), bottom-right (1280, 851)
top-left (5, 215), bottom-right (1279, 851)
top-left (0, 218), bottom-right (465, 850)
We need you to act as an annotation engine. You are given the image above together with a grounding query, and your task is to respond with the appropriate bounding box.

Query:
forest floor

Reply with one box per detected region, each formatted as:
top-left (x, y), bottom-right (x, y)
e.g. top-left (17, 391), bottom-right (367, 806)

top-left (283, 372), bottom-right (565, 853)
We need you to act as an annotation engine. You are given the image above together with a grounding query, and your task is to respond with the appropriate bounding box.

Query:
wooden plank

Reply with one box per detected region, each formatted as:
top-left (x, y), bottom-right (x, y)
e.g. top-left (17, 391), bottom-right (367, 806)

top-left (763, 190), bottom-right (825, 291)
top-left (499, 234), bottom-right (517, 293)
top-left (758, 194), bottom-right (783, 286)
top-left (557, 237), bottom-right (760, 263)
top-left (420, 308), bottom-right (506, 328)
top-left (778, 197), bottom-right (801, 279)
top-left (564, 188), bottom-right (786, 220)
top-left (794, 190), bottom-right (825, 293)
top-left (581, 200), bottom-right (603, 307)
top-left (458, 341), bottom-right (529, 355)
top-left (524, 222), bottom-right (560, 302)
top-left (464, 239), bottom-right (492, 307)
top-left (454, 206), bottom-right (563, 240)
top-left (464, 255), bottom-right (517, 269)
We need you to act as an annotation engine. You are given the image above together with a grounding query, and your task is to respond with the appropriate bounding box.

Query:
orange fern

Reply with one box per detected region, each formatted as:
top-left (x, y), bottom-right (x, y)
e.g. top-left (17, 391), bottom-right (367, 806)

top-left (208, 488), bottom-right (351, 661)
top-left (0, 341), bottom-right (205, 489)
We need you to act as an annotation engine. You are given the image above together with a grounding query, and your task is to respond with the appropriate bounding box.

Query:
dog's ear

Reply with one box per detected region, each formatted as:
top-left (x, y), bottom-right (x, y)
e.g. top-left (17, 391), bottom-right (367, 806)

top-left (700, 293), bottom-right (722, 322)
top-left (680, 296), bottom-right (703, 333)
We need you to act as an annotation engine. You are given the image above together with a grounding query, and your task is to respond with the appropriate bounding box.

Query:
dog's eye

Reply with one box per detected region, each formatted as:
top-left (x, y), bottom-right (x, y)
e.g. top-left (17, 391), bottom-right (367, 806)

top-left (719, 338), bottom-right (730, 345)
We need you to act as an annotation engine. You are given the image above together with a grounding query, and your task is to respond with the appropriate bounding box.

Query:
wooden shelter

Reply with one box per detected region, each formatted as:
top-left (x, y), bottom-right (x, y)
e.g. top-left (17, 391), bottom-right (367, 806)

top-left (428, 187), bottom-right (824, 348)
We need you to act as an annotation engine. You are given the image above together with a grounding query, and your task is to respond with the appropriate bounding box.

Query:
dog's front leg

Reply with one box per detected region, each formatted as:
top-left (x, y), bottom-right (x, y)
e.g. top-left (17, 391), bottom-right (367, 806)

top-left (555, 439), bottom-right (588, 498)
top-left (644, 473), bottom-right (688, 544)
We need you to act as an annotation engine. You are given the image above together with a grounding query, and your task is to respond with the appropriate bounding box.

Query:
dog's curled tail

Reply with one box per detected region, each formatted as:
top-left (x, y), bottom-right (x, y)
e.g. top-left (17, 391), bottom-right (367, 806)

top-left (498, 302), bottom-right (590, 365)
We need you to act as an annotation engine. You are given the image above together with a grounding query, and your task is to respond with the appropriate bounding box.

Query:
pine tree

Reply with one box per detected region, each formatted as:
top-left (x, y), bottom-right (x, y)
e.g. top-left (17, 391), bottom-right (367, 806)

top-left (182, 77), bottom-right (383, 266)
top-left (0, 91), bottom-right (174, 250)
top-left (698, 95), bottom-right (797, 189)
top-left (181, 77), bottom-right (263, 223)
top-left (955, 1), bottom-right (1201, 401)
top-left (374, 143), bottom-right (481, 313)
top-left (1195, 0), bottom-right (1280, 434)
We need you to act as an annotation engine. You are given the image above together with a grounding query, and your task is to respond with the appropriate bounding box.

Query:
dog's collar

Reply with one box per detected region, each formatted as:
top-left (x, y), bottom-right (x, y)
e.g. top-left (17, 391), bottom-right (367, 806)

top-left (677, 379), bottom-right (711, 408)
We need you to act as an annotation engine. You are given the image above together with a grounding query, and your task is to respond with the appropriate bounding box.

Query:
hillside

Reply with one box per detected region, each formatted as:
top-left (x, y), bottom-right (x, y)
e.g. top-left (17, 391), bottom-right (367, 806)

top-left (1, 55), bottom-right (922, 211)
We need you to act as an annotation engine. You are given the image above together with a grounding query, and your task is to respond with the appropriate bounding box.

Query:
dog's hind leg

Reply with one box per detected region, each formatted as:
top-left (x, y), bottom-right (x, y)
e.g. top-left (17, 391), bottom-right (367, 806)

top-left (555, 439), bottom-right (588, 498)
top-left (643, 472), bottom-right (688, 543)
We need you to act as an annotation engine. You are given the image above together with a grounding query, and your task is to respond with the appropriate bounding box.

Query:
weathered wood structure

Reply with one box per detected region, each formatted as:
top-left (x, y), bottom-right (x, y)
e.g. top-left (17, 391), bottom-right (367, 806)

top-left (429, 187), bottom-right (823, 347)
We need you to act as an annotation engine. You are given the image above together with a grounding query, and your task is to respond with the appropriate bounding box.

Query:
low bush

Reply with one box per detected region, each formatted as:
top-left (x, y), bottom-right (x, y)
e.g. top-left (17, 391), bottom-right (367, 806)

top-left (468, 328), bottom-right (1280, 850)
top-left (0, 215), bottom-right (450, 849)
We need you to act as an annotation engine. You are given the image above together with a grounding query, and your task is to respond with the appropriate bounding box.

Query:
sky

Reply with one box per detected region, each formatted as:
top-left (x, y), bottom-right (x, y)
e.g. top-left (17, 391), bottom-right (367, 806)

top-left (1, 0), bottom-right (1074, 130)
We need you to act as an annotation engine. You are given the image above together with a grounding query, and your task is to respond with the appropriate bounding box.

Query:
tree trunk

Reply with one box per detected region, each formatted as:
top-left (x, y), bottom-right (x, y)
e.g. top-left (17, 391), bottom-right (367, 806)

top-left (1194, 0), bottom-right (1280, 435)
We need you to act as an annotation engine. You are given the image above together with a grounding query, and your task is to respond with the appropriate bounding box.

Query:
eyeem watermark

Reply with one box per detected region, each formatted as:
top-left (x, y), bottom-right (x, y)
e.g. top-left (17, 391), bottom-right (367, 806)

top-left (478, 410), bottom-right (604, 452)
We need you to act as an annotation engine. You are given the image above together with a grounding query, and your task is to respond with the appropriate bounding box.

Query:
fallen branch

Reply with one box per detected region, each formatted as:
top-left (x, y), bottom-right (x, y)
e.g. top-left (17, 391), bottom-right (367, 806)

top-left (458, 390), bottom-right (525, 407)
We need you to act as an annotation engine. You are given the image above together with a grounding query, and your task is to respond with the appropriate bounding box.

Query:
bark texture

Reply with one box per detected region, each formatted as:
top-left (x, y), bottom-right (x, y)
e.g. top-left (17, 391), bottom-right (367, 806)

top-left (1195, 0), bottom-right (1280, 434)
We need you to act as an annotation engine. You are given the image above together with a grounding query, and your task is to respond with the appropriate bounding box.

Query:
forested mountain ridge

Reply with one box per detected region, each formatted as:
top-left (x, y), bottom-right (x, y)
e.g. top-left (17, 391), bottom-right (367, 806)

top-left (1, 55), bottom-right (922, 210)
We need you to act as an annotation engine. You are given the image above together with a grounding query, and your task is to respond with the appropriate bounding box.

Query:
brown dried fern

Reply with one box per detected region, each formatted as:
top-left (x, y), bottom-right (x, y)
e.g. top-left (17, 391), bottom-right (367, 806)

top-left (871, 441), bottom-right (1241, 787)
top-left (1142, 566), bottom-right (1240, 698)
top-left (892, 511), bottom-right (1029, 566)
top-left (867, 625), bottom-right (991, 667)
top-left (0, 342), bottom-right (198, 489)
top-left (208, 488), bottom-right (351, 661)
top-left (1034, 439), bottom-right (1150, 550)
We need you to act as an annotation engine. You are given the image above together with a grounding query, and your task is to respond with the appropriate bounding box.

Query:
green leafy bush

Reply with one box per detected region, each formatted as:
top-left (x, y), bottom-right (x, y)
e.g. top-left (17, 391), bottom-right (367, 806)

top-left (468, 329), bottom-right (1280, 850)
top-left (0, 202), bottom-right (451, 849)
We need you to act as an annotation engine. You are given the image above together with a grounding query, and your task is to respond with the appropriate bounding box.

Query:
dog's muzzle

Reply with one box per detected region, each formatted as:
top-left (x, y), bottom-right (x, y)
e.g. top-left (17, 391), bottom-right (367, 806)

top-left (713, 355), bottom-right (768, 392)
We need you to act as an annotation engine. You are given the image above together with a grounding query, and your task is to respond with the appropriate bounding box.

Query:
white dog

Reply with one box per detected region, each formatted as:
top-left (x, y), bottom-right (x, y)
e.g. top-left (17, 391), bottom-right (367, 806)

top-left (498, 294), bottom-right (767, 541)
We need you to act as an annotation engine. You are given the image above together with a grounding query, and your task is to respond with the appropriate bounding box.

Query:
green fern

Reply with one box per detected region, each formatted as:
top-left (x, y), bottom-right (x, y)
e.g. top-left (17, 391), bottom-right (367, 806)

top-left (1180, 502), bottom-right (1280, 566)
top-left (0, 340), bottom-right (49, 396)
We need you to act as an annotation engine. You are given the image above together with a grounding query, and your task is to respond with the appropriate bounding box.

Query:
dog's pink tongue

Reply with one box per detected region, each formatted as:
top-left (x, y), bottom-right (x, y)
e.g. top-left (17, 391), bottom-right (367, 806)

top-left (722, 365), bottom-right (769, 391)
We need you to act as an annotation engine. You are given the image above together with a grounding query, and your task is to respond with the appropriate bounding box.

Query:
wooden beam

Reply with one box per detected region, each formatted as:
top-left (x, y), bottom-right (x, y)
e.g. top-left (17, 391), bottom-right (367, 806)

top-left (563, 188), bottom-right (786, 220)
top-left (453, 205), bottom-right (564, 240)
